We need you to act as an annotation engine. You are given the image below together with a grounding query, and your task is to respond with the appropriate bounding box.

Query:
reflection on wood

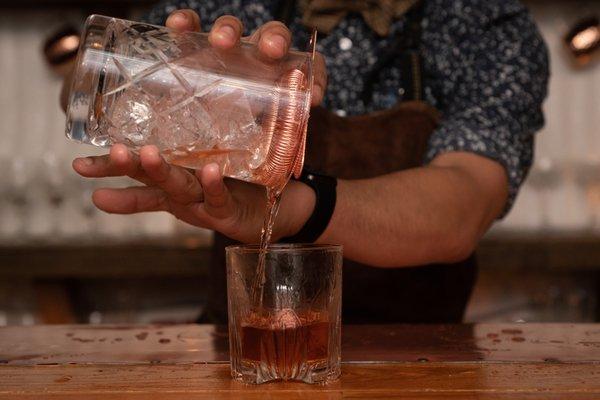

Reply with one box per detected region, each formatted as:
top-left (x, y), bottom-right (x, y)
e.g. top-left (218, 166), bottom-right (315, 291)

top-left (1, 363), bottom-right (600, 399)
top-left (1, 324), bottom-right (599, 365)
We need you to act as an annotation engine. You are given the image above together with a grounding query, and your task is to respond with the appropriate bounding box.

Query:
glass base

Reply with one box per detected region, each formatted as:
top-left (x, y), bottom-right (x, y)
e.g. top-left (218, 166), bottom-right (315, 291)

top-left (232, 359), bottom-right (340, 384)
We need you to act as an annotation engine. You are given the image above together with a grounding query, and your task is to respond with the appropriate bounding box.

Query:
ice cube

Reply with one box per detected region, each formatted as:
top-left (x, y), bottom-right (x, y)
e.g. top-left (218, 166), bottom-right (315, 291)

top-left (209, 89), bottom-right (260, 149)
top-left (106, 87), bottom-right (156, 148)
top-left (151, 85), bottom-right (218, 151)
top-left (273, 308), bottom-right (301, 329)
top-left (156, 100), bottom-right (214, 150)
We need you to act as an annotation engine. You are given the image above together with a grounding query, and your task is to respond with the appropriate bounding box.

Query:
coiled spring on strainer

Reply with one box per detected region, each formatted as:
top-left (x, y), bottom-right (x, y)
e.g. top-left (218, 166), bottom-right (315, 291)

top-left (255, 68), bottom-right (308, 189)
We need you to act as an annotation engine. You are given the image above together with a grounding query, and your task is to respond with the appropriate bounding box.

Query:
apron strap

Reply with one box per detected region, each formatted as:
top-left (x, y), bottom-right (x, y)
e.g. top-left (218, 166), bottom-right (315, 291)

top-left (275, 0), bottom-right (298, 26)
top-left (401, 0), bottom-right (424, 101)
top-left (362, 0), bottom-right (425, 104)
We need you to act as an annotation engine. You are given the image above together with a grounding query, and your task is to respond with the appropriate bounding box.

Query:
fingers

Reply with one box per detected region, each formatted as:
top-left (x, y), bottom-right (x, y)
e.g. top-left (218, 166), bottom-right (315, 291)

top-left (249, 21), bottom-right (292, 60)
top-left (73, 144), bottom-right (152, 185)
top-left (166, 9), bottom-right (201, 32)
top-left (312, 52), bottom-right (327, 106)
top-left (247, 21), bottom-right (326, 103)
top-left (209, 15), bottom-right (244, 49)
top-left (74, 145), bottom-right (205, 206)
top-left (138, 145), bottom-right (204, 204)
top-left (92, 186), bottom-right (213, 233)
top-left (167, 11), bottom-right (291, 59)
top-left (195, 163), bottom-right (236, 220)
top-left (92, 186), bottom-right (169, 214)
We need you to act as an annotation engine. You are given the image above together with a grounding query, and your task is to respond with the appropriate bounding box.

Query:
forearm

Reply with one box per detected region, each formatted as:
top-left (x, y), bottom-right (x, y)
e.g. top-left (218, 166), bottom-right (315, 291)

top-left (308, 152), bottom-right (508, 267)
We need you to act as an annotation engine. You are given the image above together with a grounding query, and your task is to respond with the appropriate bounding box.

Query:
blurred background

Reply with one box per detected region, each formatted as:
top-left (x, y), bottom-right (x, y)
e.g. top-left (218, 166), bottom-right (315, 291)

top-left (0, 0), bottom-right (599, 326)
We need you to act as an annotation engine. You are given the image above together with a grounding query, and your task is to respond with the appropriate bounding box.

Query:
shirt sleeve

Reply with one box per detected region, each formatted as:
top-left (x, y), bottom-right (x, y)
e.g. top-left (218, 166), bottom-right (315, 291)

top-left (422, 0), bottom-right (549, 215)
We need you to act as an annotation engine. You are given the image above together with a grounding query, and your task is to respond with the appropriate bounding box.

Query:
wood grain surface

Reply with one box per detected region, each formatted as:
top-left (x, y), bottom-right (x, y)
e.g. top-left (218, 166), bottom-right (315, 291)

top-left (1, 324), bottom-right (599, 365)
top-left (1, 363), bottom-right (600, 399)
top-left (1, 324), bottom-right (599, 399)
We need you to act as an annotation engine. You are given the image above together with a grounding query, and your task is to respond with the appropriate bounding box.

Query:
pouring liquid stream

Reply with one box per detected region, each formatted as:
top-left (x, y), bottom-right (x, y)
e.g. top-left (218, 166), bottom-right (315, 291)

top-left (250, 186), bottom-right (283, 311)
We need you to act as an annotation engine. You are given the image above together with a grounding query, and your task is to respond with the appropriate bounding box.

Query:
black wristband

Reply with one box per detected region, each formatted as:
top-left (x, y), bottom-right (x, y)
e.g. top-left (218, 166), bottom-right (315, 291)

top-left (282, 170), bottom-right (337, 244)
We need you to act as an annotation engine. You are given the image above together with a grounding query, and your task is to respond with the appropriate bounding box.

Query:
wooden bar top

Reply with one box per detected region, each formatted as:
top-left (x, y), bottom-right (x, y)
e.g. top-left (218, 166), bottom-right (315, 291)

top-left (1, 324), bottom-right (599, 399)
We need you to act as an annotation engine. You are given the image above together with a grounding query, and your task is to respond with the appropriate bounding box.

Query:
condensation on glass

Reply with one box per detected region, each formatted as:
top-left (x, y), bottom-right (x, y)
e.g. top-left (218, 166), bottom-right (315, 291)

top-left (66, 15), bottom-right (315, 189)
top-left (226, 244), bottom-right (342, 384)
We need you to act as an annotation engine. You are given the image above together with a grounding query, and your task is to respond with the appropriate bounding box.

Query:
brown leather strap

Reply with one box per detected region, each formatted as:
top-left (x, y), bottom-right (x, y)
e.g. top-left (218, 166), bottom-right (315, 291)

top-left (275, 0), bottom-right (298, 25)
top-left (361, 0), bottom-right (424, 103)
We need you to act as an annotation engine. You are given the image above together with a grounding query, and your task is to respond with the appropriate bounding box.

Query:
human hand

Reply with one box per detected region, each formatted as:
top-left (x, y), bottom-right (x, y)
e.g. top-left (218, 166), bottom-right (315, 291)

top-left (73, 144), bottom-right (315, 243)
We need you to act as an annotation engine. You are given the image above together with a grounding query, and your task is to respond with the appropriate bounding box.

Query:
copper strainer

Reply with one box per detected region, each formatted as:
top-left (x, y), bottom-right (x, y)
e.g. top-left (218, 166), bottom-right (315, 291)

top-left (253, 31), bottom-right (316, 190)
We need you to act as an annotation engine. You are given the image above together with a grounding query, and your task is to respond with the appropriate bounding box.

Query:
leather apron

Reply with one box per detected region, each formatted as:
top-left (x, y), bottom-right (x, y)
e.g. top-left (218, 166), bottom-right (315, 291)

top-left (203, 1), bottom-right (477, 324)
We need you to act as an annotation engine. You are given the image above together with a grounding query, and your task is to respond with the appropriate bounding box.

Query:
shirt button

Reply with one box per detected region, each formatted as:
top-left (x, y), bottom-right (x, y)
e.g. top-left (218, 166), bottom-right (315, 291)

top-left (339, 37), bottom-right (353, 51)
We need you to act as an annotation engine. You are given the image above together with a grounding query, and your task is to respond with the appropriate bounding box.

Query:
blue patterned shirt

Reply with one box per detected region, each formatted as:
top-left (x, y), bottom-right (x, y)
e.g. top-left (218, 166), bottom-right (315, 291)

top-left (145, 0), bottom-right (549, 213)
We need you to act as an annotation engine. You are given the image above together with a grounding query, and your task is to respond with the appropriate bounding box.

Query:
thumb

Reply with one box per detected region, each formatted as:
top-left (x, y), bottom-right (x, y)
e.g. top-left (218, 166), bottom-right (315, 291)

top-left (197, 163), bottom-right (236, 220)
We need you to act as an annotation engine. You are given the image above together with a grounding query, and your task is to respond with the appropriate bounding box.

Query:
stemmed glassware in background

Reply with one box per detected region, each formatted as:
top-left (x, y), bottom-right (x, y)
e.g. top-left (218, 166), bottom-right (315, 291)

top-left (0, 155), bottom-right (13, 242)
top-left (526, 157), bottom-right (562, 231)
top-left (78, 178), bottom-right (99, 238)
top-left (567, 48), bottom-right (600, 234)
top-left (5, 157), bottom-right (32, 244)
top-left (575, 156), bottom-right (600, 234)
top-left (63, 168), bottom-right (101, 242)
top-left (39, 152), bottom-right (67, 241)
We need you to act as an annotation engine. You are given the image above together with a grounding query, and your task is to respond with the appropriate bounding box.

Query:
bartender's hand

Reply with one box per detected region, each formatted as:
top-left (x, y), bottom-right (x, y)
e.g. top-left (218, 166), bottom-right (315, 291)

top-left (73, 144), bottom-right (315, 243)
top-left (71, 9), bottom-right (321, 243)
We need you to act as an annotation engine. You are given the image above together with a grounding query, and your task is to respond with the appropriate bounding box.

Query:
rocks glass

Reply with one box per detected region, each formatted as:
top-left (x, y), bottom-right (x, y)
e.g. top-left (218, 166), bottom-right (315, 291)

top-left (226, 244), bottom-right (342, 384)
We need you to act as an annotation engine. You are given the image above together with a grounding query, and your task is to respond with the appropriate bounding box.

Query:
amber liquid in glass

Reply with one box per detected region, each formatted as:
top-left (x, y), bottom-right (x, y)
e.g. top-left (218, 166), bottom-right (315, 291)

top-left (163, 148), bottom-right (259, 180)
top-left (240, 310), bottom-right (329, 379)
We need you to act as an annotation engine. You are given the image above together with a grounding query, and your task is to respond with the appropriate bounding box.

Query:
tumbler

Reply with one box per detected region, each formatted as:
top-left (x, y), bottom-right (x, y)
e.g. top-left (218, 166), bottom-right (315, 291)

top-left (226, 244), bottom-right (342, 384)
